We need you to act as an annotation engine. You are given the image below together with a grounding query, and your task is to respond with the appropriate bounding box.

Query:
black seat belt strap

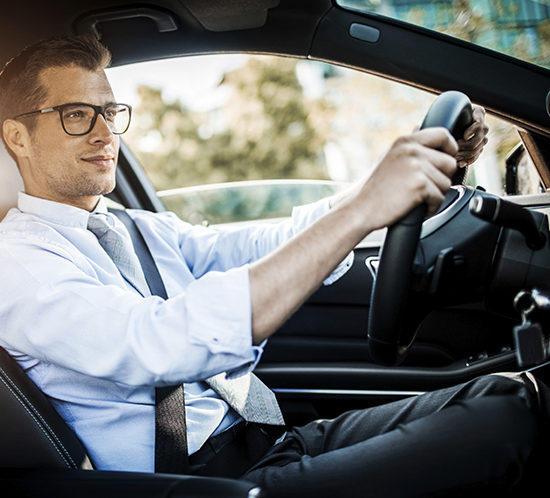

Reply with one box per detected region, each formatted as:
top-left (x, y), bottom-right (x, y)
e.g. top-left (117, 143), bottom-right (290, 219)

top-left (110, 208), bottom-right (189, 474)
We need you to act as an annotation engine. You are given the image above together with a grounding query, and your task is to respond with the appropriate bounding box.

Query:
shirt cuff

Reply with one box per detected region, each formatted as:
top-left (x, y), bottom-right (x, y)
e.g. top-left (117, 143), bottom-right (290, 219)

top-left (291, 198), bottom-right (355, 286)
top-left (225, 339), bottom-right (266, 379)
top-left (291, 197), bottom-right (332, 230)
top-left (323, 251), bottom-right (354, 285)
top-left (184, 265), bottom-right (262, 375)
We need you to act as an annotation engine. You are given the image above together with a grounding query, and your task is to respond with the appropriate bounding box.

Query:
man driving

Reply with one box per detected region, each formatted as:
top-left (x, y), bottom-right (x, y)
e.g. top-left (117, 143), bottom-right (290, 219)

top-left (0, 35), bottom-right (546, 497)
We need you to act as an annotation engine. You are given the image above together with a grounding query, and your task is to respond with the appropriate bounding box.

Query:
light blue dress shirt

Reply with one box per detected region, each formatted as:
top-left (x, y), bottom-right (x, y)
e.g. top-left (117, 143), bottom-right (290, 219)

top-left (0, 192), bottom-right (352, 472)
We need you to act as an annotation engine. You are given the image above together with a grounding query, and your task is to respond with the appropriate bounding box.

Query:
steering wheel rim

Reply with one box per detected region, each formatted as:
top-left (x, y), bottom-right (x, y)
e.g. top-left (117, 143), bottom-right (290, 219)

top-left (367, 91), bottom-right (474, 366)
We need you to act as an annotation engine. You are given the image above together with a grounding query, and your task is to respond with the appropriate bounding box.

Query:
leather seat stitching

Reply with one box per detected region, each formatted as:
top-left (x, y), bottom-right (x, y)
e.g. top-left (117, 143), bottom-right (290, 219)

top-left (0, 372), bottom-right (74, 468)
top-left (0, 365), bottom-right (76, 464)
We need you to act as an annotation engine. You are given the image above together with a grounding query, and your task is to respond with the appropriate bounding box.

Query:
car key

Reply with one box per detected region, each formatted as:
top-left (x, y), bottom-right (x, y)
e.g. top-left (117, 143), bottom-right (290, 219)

top-left (513, 290), bottom-right (547, 368)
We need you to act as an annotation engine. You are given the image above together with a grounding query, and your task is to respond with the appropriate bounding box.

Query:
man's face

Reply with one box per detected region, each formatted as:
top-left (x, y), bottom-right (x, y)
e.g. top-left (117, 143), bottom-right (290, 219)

top-left (19, 65), bottom-right (120, 210)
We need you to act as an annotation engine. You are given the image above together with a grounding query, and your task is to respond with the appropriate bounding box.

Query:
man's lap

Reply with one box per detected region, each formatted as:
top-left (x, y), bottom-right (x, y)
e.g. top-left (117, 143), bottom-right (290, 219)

top-left (242, 373), bottom-right (544, 497)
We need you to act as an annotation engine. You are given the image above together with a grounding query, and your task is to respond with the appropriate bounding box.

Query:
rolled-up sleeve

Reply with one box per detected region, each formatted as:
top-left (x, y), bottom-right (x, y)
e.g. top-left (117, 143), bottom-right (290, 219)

top-left (180, 265), bottom-right (263, 377)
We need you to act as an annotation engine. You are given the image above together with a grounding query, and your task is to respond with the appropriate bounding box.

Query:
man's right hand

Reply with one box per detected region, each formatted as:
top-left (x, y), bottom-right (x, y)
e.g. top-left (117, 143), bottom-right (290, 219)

top-left (335, 127), bottom-right (459, 234)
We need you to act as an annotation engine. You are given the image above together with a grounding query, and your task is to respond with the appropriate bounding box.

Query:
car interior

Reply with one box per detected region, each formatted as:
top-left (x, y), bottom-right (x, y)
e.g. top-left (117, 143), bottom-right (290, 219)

top-left (1, 1), bottom-right (550, 496)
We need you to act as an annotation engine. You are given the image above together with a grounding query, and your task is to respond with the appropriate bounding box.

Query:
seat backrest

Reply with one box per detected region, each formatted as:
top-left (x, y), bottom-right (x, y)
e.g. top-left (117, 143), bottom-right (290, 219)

top-left (0, 347), bottom-right (93, 469)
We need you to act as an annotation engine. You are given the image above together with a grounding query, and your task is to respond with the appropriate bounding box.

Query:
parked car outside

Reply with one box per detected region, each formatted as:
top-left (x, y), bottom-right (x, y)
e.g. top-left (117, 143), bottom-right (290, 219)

top-left (158, 179), bottom-right (348, 226)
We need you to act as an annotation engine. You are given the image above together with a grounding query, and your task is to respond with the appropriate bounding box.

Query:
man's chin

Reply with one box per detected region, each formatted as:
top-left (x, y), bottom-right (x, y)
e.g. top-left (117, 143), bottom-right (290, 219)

top-left (75, 179), bottom-right (116, 199)
top-left (92, 174), bottom-right (116, 196)
top-left (101, 181), bottom-right (116, 196)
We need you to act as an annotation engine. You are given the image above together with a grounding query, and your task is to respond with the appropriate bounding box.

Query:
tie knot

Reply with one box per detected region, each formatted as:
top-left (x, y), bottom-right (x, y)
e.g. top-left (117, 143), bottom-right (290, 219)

top-left (88, 213), bottom-right (113, 239)
top-left (87, 212), bottom-right (151, 297)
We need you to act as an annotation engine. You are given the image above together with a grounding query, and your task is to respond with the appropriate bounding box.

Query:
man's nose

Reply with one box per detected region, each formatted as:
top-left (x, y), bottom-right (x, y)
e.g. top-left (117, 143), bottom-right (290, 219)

top-left (88, 113), bottom-right (115, 143)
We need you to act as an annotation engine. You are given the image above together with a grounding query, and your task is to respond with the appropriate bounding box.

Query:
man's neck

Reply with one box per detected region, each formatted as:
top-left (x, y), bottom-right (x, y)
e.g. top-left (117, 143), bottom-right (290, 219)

top-left (22, 189), bottom-right (101, 212)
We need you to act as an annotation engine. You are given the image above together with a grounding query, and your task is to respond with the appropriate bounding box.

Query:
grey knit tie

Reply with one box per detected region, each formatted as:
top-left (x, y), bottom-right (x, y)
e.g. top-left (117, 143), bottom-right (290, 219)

top-left (207, 372), bottom-right (285, 426)
top-left (87, 213), bottom-right (151, 297)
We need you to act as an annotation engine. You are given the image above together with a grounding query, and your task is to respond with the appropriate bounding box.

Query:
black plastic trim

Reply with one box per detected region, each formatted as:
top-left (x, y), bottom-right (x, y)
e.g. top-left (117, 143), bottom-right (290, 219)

top-left (113, 141), bottom-right (166, 212)
top-left (257, 351), bottom-right (517, 393)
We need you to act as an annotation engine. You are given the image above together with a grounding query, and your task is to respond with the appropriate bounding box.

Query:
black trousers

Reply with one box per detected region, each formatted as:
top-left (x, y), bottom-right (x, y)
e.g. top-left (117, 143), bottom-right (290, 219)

top-left (233, 372), bottom-right (546, 497)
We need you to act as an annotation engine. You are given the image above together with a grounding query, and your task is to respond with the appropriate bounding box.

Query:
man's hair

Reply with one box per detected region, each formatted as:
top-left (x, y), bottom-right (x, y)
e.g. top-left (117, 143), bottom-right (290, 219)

top-left (0, 35), bottom-right (111, 159)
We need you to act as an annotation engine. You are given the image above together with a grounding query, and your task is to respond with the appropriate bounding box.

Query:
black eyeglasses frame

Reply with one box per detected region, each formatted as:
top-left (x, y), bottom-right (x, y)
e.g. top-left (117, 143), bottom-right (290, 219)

top-left (13, 102), bottom-right (132, 136)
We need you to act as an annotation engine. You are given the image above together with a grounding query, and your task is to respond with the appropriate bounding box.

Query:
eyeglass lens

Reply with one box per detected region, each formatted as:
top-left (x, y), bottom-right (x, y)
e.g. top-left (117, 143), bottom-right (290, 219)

top-left (61, 104), bottom-right (130, 135)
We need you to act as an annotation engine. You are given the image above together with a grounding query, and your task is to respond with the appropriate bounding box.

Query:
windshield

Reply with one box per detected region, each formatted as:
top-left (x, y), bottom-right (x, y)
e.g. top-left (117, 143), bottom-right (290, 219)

top-left (337, 0), bottom-right (550, 71)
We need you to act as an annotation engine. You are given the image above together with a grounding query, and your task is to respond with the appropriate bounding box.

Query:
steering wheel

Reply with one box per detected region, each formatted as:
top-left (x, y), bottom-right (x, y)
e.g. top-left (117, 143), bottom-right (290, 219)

top-left (367, 91), bottom-right (474, 366)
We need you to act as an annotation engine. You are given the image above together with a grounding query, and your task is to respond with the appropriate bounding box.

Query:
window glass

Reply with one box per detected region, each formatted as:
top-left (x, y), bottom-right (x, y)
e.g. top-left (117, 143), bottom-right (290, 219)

top-left (337, 0), bottom-right (550, 70)
top-left (107, 55), bottom-right (540, 225)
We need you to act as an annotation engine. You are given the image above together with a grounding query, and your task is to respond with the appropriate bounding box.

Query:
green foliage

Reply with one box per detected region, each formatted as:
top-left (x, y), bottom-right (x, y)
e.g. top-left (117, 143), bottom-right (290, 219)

top-left (125, 57), bottom-right (330, 191)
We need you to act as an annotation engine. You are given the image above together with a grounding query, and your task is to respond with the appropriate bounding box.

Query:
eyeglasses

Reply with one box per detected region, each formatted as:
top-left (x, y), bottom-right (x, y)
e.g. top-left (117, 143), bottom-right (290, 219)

top-left (13, 102), bottom-right (132, 136)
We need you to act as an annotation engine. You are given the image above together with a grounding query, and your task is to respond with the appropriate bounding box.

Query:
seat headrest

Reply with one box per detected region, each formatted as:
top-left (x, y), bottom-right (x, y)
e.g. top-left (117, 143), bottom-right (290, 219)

top-left (0, 144), bottom-right (23, 221)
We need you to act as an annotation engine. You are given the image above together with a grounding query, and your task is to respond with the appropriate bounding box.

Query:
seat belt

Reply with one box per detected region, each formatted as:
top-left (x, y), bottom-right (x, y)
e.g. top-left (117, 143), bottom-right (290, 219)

top-left (110, 208), bottom-right (189, 474)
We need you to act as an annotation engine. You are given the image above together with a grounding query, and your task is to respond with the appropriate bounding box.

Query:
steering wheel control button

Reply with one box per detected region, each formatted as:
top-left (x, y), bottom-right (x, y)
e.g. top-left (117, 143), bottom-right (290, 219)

top-left (349, 23), bottom-right (380, 43)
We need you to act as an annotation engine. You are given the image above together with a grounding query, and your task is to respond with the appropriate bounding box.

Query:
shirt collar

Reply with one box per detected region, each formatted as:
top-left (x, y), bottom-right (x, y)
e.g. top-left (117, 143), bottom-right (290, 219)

top-left (17, 192), bottom-right (109, 229)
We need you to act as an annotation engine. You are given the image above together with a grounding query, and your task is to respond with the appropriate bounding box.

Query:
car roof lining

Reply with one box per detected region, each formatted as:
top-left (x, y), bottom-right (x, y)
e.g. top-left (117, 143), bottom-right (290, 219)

top-left (0, 1), bottom-right (549, 136)
top-left (0, 1), bottom-right (330, 68)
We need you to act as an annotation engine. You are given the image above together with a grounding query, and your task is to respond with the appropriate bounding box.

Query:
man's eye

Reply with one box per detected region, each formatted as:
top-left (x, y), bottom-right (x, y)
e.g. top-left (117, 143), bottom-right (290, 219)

top-left (63, 109), bottom-right (89, 120)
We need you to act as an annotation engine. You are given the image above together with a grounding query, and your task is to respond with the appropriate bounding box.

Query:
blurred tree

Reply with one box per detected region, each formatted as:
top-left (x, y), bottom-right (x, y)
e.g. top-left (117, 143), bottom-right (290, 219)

top-left (125, 57), bottom-right (331, 191)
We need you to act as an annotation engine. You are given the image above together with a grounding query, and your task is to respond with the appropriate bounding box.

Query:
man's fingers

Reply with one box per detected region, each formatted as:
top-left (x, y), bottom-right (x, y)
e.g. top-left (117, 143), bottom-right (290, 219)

top-left (457, 128), bottom-right (488, 148)
top-left (462, 106), bottom-right (487, 142)
top-left (462, 105), bottom-right (486, 139)
top-left (423, 179), bottom-right (447, 216)
top-left (456, 137), bottom-right (488, 161)
top-left (457, 129), bottom-right (488, 151)
top-left (423, 145), bottom-right (458, 178)
top-left (451, 104), bottom-right (490, 168)
top-left (414, 127), bottom-right (459, 157)
top-left (401, 148), bottom-right (454, 213)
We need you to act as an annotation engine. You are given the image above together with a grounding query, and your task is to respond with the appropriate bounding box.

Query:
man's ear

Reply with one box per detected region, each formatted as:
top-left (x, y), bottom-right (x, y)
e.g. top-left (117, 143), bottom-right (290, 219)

top-left (2, 119), bottom-right (32, 159)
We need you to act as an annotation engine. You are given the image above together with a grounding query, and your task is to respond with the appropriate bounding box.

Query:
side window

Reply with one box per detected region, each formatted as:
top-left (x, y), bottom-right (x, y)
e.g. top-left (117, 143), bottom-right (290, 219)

top-left (107, 55), bottom-right (540, 225)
